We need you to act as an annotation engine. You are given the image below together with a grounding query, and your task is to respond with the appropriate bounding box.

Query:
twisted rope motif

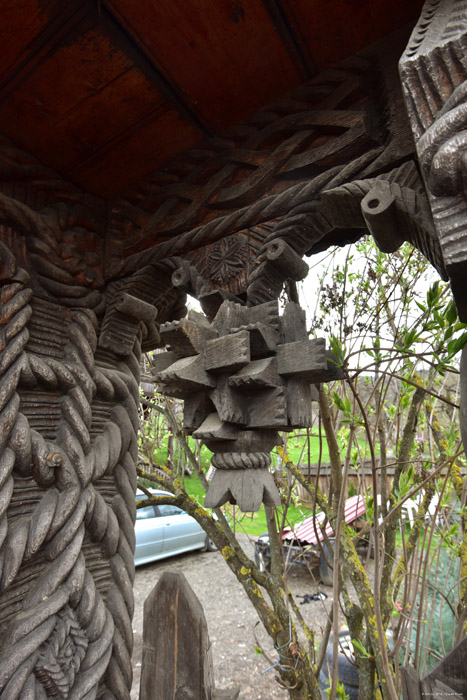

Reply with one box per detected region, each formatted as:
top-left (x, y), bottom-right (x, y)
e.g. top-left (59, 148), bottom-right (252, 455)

top-left (246, 163), bottom-right (446, 303)
top-left (115, 145), bottom-right (383, 278)
top-left (0, 252), bottom-right (140, 698)
top-left (211, 452), bottom-right (271, 470)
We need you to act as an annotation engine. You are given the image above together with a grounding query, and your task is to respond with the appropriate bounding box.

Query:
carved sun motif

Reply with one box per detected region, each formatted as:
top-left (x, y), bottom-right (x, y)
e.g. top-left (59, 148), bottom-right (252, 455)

top-left (207, 237), bottom-right (248, 286)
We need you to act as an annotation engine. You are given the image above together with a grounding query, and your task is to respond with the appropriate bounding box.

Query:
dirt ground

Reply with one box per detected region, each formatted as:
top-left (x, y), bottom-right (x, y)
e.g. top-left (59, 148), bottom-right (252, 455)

top-left (131, 534), bottom-right (340, 699)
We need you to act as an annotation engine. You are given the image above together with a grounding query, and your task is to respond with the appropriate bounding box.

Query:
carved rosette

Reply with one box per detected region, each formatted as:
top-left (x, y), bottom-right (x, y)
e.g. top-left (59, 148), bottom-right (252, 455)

top-left (153, 299), bottom-right (342, 511)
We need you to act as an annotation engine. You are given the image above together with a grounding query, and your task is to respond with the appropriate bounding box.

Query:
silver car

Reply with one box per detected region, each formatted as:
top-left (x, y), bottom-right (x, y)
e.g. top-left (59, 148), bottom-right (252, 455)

top-left (134, 489), bottom-right (216, 566)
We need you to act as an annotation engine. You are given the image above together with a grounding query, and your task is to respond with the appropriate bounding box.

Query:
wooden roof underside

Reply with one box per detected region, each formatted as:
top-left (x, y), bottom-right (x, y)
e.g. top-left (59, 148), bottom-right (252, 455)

top-left (0, 0), bottom-right (422, 199)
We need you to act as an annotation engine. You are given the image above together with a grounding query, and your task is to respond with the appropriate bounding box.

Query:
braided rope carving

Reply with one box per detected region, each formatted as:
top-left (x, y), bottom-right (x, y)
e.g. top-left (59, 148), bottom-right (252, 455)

top-left (211, 452), bottom-right (271, 470)
top-left (0, 239), bottom-right (141, 698)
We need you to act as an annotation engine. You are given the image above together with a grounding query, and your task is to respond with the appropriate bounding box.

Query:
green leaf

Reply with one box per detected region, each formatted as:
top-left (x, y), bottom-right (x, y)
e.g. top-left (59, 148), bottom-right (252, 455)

top-left (332, 392), bottom-right (346, 412)
top-left (352, 639), bottom-right (372, 659)
top-left (445, 300), bottom-right (458, 325)
top-left (447, 332), bottom-right (467, 357)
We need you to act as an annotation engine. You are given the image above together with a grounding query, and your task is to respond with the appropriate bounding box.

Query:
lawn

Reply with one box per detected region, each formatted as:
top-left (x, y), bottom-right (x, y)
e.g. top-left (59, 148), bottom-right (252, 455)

top-left (144, 431), bottom-right (375, 537)
top-left (181, 470), bottom-right (315, 537)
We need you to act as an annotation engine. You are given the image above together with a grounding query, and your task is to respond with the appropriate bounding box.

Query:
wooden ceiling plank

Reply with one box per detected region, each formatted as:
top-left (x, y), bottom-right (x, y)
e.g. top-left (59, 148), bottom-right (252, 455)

top-left (102, 0), bottom-right (302, 131)
top-left (99, 1), bottom-right (213, 139)
top-left (280, 0), bottom-right (424, 71)
top-left (0, 11), bottom-right (206, 196)
top-left (67, 108), bottom-right (202, 198)
top-left (260, 0), bottom-right (315, 81)
top-left (0, 0), bottom-right (92, 105)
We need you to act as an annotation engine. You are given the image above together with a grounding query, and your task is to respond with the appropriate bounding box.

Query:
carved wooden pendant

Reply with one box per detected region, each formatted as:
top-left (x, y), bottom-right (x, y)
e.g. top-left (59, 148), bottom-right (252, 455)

top-left (153, 299), bottom-right (342, 511)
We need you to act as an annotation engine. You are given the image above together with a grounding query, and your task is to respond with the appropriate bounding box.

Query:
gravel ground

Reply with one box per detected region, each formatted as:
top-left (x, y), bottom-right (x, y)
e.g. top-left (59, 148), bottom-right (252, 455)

top-left (131, 534), bottom-right (341, 699)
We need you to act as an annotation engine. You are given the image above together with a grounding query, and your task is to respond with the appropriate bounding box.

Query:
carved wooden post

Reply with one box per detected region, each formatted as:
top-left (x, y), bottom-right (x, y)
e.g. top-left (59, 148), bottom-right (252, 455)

top-left (0, 179), bottom-right (182, 698)
top-left (398, 3), bottom-right (467, 696)
top-left (140, 572), bottom-right (239, 700)
top-left (399, 0), bottom-right (467, 321)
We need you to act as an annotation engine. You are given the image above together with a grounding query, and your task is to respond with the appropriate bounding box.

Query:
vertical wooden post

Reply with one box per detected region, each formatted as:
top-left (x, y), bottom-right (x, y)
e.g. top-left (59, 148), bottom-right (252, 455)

top-left (140, 571), bottom-right (212, 699)
top-left (140, 572), bottom-right (240, 700)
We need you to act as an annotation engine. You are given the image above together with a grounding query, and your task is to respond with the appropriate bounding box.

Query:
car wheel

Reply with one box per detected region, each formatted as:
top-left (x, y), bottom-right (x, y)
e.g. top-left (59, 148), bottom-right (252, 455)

top-left (319, 540), bottom-right (334, 587)
top-left (318, 631), bottom-right (359, 700)
top-left (204, 535), bottom-right (217, 552)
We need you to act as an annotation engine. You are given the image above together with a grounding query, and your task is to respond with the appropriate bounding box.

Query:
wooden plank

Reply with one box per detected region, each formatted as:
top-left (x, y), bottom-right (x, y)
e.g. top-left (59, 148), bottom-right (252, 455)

top-left (0, 0), bottom-right (83, 86)
top-left (205, 331), bottom-right (250, 373)
top-left (155, 354), bottom-right (215, 398)
top-left (280, 0), bottom-right (423, 71)
top-left (229, 357), bottom-right (281, 389)
top-left (140, 572), bottom-right (213, 700)
top-left (69, 105), bottom-right (201, 197)
top-left (209, 375), bottom-right (246, 425)
top-left (421, 636), bottom-right (467, 700)
top-left (205, 467), bottom-right (280, 511)
top-left (248, 387), bottom-right (288, 429)
top-left (183, 392), bottom-right (212, 433)
top-left (193, 413), bottom-right (238, 441)
top-left (159, 316), bottom-right (218, 358)
top-left (280, 302), bottom-right (308, 343)
top-left (0, 17), bottom-right (202, 197)
top-left (285, 377), bottom-right (314, 428)
top-left (276, 338), bottom-right (327, 379)
top-left (104, 0), bottom-right (301, 130)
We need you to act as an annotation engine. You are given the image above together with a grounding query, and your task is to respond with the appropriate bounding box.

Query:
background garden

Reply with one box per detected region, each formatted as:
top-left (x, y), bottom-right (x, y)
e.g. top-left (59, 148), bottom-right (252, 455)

top-left (137, 237), bottom-right (467, 700)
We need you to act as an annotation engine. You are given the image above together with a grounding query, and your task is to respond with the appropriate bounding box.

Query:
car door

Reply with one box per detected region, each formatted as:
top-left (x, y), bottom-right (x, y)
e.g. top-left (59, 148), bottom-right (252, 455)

top-left (134, 503), bottom-right (163, 564)
top-left (156, 504), bottom-right (205, 555)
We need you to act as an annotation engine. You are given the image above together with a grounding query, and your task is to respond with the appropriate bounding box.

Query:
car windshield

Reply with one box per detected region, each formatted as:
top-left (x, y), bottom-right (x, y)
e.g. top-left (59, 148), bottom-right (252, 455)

top-left (157, 504), bottom-right (183, 516)
top-left (135, 506), bottom-right (155, 520)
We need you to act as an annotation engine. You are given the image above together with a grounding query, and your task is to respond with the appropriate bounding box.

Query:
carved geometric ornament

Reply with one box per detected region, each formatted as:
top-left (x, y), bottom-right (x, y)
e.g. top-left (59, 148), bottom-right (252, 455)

top-left (153, 299), bottom-right (342, 511)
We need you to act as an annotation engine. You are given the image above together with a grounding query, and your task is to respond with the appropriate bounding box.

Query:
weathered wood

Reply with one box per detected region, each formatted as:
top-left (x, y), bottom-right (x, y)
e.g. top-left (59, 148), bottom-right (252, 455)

top-left (399, 0), bottom-right (467, 319)
top-left (285, 377), bottom-right (315, 428)
top-left (245, 323), bottom-right (279, 358)
top-left (211, 301), bottom-right (249, 337)
top-left (228, 357), bottom-right (281, 389)
top-left (193, 413), bottom-right (238, 441)
top-left (361, 185), bottom-right (404, 253)
top-left (199, 289), bottom-right (244, 322)
top-left (204, 331), bottom-right (250, 373)
top-left (99, 291), bottom-right (161, 355)
top-left (160, 315), bottom-right (218, 358)
top-left (183, 392), bottom-right (213, 432)
top-left (265, 239), bottom-right (309, 280)
top-left (140, 572), bottom-right (240, 700)
top-left (401, 666), bottom-right (421, 700)
top-left (402, 636), bottom-right (467, 700)
top-left (421, 636), bottom-right (467, 699)
top-left (279, 302), bottom-right (308, 343)
top-left (204, 468), bottom-right (280, 512)
top-left (209, 374), bottom-right (246, 425)
top-left (150, 350), bottom-right (179, 375)
top-left (154, 299), bottom-right (342, 509)
top-left (155, 354), bottom-right (215, 397)
top-left (248, 386), bottom-right (288, 429)
top-left (276, 338), bottom-right (327, 378)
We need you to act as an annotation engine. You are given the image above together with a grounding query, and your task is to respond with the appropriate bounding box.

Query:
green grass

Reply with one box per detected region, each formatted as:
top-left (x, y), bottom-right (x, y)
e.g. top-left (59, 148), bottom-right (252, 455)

top-left (142, 431), bottom-right (376, 537)
top-left (181, 472), bottom-right (314, 537)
